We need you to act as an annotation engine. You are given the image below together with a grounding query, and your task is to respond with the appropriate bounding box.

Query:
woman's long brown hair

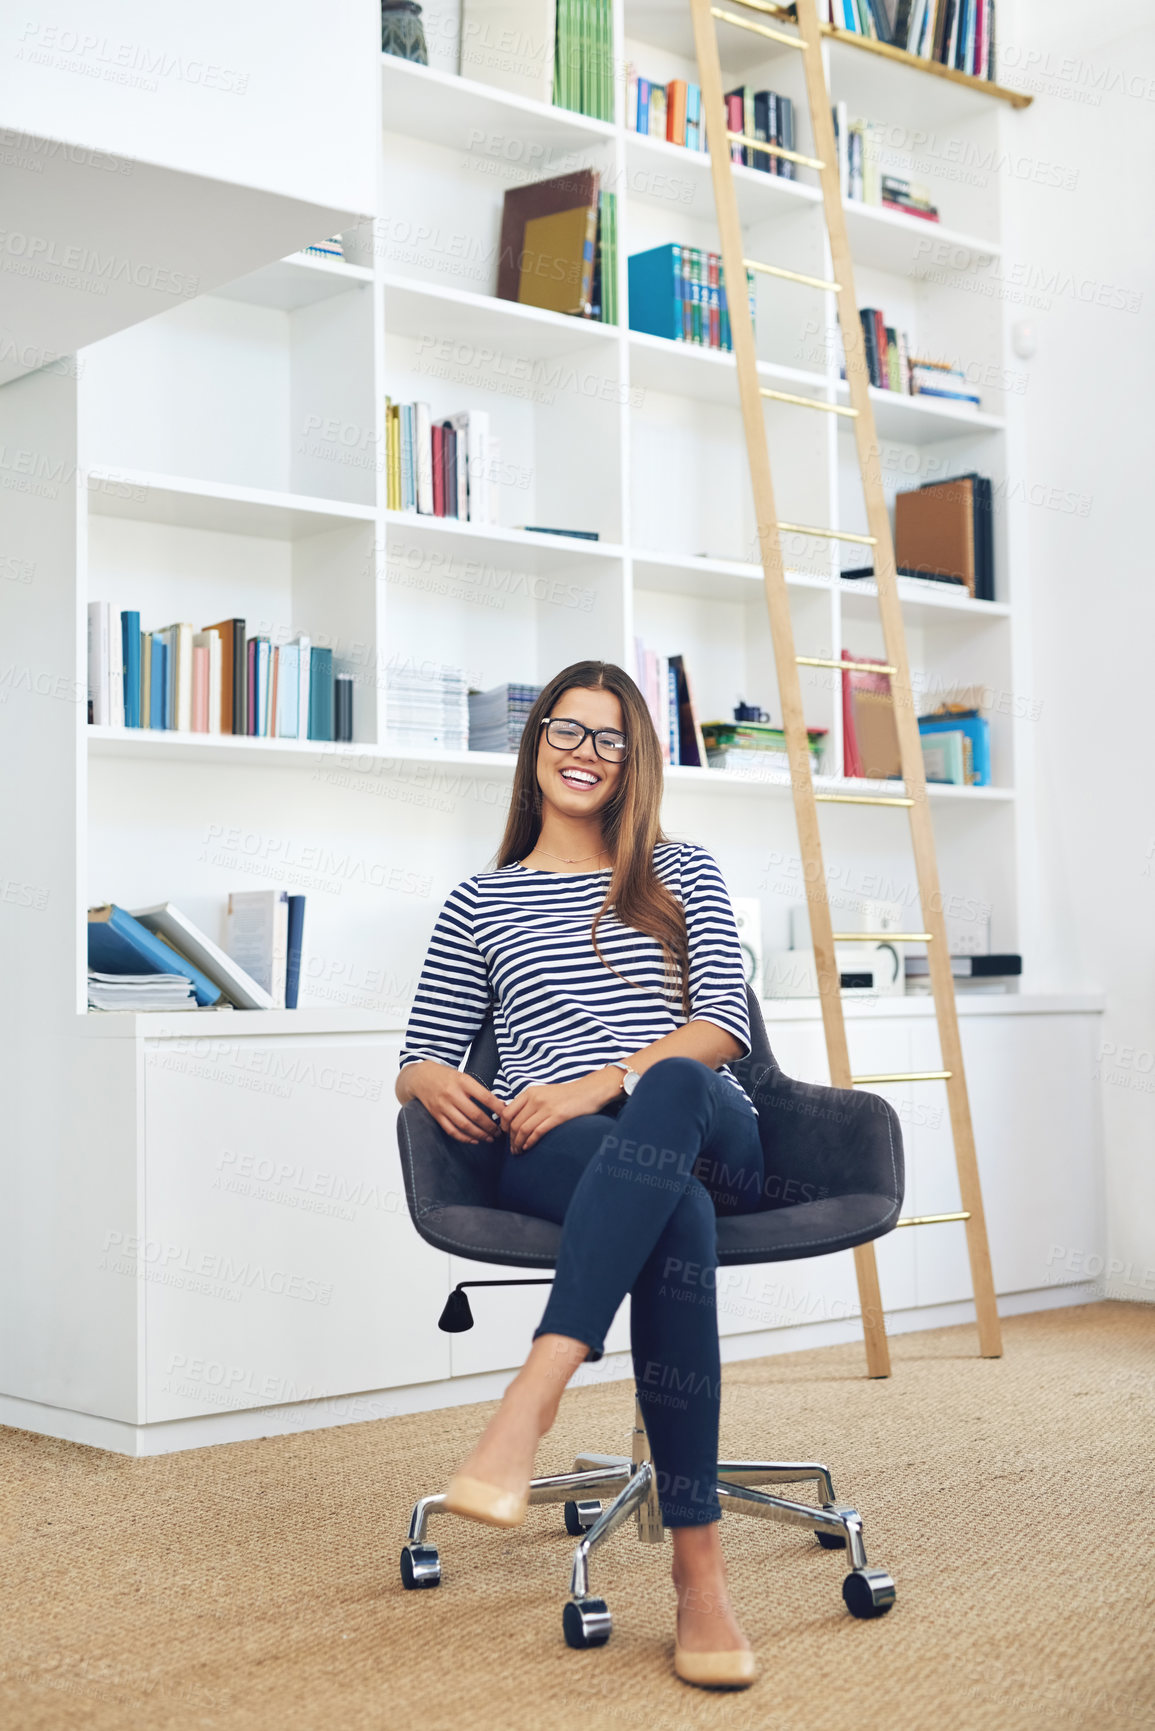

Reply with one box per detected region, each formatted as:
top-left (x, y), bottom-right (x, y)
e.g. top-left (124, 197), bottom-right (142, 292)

top-left (494, 660), bottom-right (691, 1015)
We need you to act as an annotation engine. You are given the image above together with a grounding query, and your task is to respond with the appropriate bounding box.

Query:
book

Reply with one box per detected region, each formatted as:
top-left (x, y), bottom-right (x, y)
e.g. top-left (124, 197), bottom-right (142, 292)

top-left (285, 895), bottom-right (306, 1011)
top-left (334, 674), bottom-right (354, 743)
top-left (130, 902), bottom-right (274, 1009)
top-left (87, 601), bottom-right (110, 726)
top-left (919, 711), bottom-right (991, 784)
top-left (226, 890), bottom-right (289, 1008)
top-left (148, 634), bottom-right (167, 729)
top-left (204, 617), bottom-right (245, 734)
top-left (518, 201), bottom-right (598, 316)
top-left (920, 727), bottom-right (971, 784)
top-left (668, 655), bottom-right (706, 768)
top-left (308, 646), bottom-right (335, 741)
top-left (895, 477), bottom-right (978, 595)
top-left (121, 610), bottom-right (141, 728)
top-left (842, 653), bottom-right (900, 779)
top-left (88, 904), bottom-right (222, 1007)
top-left (87, 970), bottom-right (197, 1012)
top-left (905, 953), bottom-right (1021, 978)
top-left (497, 169), bottom-right (600, 309)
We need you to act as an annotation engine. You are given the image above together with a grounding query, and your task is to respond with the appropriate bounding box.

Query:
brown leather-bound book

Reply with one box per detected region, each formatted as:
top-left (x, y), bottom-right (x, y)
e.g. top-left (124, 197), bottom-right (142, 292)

top-left (203, 618), bottom-right (245, 733)
top-left (895, 478), bottom-right (976, 595)
top-left (497, 169), bottom-right (600, 308)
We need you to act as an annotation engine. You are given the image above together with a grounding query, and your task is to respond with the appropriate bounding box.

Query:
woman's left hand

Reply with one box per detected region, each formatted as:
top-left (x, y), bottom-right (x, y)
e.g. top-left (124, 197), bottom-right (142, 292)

top-left (501, 1069), bottom-right (621, 1154)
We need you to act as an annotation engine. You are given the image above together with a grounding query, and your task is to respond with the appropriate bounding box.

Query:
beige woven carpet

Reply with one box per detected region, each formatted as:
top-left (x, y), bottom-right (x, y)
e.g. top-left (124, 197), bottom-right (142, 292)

top-left (3, 1301), bottom-right (1154, 1731)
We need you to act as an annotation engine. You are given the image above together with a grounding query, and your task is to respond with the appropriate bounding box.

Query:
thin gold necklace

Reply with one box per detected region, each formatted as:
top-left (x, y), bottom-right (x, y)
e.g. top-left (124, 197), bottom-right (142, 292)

top-left (532, 846), bottom-right (611, 865)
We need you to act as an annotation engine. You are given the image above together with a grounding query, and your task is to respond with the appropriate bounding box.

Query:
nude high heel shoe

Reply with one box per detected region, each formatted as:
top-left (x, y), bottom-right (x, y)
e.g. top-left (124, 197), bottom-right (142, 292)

top-left (443, 1473), bottom-right (529, 1529)
top-left (673, 1645), bottom-right (758, 1689)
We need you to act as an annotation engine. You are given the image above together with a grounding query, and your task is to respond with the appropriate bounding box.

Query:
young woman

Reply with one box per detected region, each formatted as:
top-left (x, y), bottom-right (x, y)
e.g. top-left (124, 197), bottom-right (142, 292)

top-left (396, 659), bottom-right (765, 1690)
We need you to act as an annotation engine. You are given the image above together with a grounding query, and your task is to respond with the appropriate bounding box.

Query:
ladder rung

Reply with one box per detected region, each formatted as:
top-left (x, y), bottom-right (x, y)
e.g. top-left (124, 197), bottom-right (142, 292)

top-left (760, 387), bottom-right (857, 418)
top-left (814, 792), bottom-right (914, 807)
top-left (744, 258), bottom-right (840, 292)
top-left (711, 8), bottom-right (806, 48)
top-left (716, 0), bottom-right (798, 19)
top-left (776, 522), bottom-right (876, 545)
top-left (832, 933), bottom-right (932, 942)
top-left (797, 655), bottom-right (894, 674)
top-left (893, 1211), bottom-right (971, 1229)
top-left (725, 131), bottom-right (824, 170)
top-left (851, 1070), bottom-right (952, 1085)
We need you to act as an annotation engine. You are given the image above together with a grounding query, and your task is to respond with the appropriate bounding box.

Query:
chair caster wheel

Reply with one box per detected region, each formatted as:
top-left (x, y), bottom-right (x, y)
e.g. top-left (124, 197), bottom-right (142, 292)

top-left (816, 1529), bottom-right (847, 1549)
top-left (563, 1596), bottom-right (612, 1649)
top-left (564, 1499), bottom-right (603, 1536)
top-left (400, 1542), bottom-right (441, 1589)
top-left (843, 1567), bottom-right (896, 1619)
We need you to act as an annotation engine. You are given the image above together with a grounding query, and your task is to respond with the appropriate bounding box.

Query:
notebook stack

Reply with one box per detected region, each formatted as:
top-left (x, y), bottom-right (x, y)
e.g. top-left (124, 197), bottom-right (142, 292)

top-left (87, 971), bottom-right (197, 1012)
top-left (468, 683), bottom-right (542, 753)
top-left (386, 663), bottom-right (469, 750)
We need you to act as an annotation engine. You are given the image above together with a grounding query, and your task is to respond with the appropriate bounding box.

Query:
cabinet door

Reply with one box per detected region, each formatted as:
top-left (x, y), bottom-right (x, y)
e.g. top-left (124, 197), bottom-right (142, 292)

top-left (909, 1011), bottom-right (1103, 1306)
top-left (143, 1034), bottom-right (450, 1422)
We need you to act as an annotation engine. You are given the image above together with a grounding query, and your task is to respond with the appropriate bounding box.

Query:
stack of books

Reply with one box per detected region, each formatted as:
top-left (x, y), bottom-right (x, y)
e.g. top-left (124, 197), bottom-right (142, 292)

top-left (918, 702), bottom-right (992, 785)
top-left (908, 358), bottom-right (981, 407)
top-left (722, 86), bottom-right (797, 178)
top-left (628, 244), bottom-right (755, 351)
top-left (87, 971), bottom-right (197, 1012)
top-left (626, 75), bottom-right (705, 150)
top-left (386, 663), bottom-right (469, 751)
top-left (701, 720), bottom-right (826, 776)
top-left (827, 0), bottom-right (997, 83)
top-left (304, 234), bottom-right (345, 260)
top-left (86, 606), bottom-right (352, 741)
top-left (468, 683), bottom-right (542, 753)
top-left (554, 0), bottom-right (613, 121)
top-left (498, 173), bottom-right (616, 323)
top-left (832, 107), bottom-right (941, 218)
top-left (384, 404), bottom-right (497, 521)
top-left (857, 307), bottom-right (913, 393)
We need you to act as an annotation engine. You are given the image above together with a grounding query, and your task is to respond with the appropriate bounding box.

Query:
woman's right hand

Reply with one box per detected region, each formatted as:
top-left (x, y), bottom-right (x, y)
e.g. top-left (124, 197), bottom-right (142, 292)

top-left (402, 1060), bottom-right (504, 1144)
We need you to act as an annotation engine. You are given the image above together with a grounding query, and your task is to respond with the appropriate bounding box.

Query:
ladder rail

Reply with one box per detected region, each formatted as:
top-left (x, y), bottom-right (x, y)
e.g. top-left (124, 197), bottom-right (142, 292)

top-left (688, 0), bottom-right (1004, 1372)
top-left (793, 0), bottom-right (1001, 1358)
top-left (688, 0), bottom-right (890, 1377)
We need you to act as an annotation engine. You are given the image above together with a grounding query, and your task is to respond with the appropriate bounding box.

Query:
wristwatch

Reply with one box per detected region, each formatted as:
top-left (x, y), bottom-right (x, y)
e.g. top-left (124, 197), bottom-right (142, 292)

top-left (612, 1061), bottom-right (641, 1097)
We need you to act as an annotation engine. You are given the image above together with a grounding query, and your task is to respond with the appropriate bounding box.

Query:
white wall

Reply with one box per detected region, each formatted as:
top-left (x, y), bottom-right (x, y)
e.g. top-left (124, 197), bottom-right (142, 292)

top-left (1002, 2), bottom-right (1155, 1296)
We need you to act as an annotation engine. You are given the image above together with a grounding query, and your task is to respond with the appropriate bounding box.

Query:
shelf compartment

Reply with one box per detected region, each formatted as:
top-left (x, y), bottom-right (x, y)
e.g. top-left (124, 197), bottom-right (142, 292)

top-left (842, 201), bottom-right (1000, 280)
top-left (85, 470), bottom-right (377, 540)
top-left (838, 383), bottom-right (1005, 443)
top-left (628, 330), bottom-right (829, 409)
top-left (380, 51), bottom-right (615, 156)
top-left (625, 132), bottom-right (820, 228)
top-left (383, 273), bottom-right (619, 361)
top-left (212, 252), bottom-right (374, 313)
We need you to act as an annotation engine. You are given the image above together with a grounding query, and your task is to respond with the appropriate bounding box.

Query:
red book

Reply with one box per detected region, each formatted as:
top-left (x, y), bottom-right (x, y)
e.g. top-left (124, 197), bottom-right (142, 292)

top-left (724, 92), bottom-right (744, 163)
top-left (874, 309), bottom-right (889, 388)
top-left (431, 425), bottom-right (444, 516)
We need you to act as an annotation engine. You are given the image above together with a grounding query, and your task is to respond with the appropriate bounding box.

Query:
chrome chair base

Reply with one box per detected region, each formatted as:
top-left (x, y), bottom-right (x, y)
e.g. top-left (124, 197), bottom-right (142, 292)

top-left (400, 1405), bottom-right (896, 1641)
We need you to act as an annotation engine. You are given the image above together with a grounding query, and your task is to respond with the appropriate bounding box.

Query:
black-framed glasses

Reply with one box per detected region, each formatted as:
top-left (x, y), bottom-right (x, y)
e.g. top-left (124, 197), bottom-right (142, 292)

top-left (540, 716), bottom-right (628, 762)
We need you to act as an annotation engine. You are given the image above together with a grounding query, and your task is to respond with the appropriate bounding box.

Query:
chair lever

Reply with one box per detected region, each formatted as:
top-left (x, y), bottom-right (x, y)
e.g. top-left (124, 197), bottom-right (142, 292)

top-left (438, 1278), bottom-right (553, 1333)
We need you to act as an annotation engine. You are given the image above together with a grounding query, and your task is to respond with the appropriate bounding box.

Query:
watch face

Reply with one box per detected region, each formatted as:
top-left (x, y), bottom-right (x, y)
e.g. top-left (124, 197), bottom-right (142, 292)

top-left (623, 1069), bottom-right (640, 1095)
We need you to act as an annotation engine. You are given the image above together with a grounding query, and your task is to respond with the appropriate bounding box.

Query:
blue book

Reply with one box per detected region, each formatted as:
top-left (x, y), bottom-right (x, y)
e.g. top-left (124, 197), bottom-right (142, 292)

top-left (685, 83), bottom-right (702, 150)
top-left (637, 77), bottom-right (651, 135)
top-left (121, 611), bottom-right (141, 728)
top-left (307, 647), bottom-right (334, 741)
top-left (88, 904), bottom-right (222, 1006)
top-left (285, 895), bottom-right (306, 1010)
top-left (628, 243), bottom-right (683, 343)
top-left (918, 714), bottom-right (991, 785)
top-left (149, 635), bottom-right (167, 729)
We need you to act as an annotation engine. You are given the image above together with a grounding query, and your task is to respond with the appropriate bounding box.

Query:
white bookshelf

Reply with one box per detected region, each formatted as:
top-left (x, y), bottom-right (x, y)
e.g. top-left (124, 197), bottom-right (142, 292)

top-left (2, 3), bottom-right (1092, 1455)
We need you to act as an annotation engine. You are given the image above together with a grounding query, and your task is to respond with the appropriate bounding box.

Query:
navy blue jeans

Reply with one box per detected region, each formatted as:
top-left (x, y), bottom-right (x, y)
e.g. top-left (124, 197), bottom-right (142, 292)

top-left (496, 1056), bottom-right (765, 1526)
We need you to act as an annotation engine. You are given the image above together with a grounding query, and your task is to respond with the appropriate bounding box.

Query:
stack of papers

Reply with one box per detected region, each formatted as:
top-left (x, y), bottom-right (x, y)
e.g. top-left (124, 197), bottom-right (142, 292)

top-left (87, 970), bottom-right (197, 1011)
top-left (468, 683), bottom-right (542, 753)
top-left (386, 663), bottom-right (469, 750)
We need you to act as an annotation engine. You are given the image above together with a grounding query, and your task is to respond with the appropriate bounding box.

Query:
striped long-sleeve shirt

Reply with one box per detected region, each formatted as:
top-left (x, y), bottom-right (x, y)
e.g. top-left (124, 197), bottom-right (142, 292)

top-left (399, 841), bottom-right (752, 1101)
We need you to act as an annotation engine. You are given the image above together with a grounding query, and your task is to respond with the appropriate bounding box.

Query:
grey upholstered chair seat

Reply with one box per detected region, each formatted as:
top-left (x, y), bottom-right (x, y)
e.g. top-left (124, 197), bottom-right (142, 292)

top-left (397, 987), bottom-right (904, 1269)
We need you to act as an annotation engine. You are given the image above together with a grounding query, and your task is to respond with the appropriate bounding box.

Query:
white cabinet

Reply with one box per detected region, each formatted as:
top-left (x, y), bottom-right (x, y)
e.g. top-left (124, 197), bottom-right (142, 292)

top-left (142, 1029), bottom-right (451, 1420)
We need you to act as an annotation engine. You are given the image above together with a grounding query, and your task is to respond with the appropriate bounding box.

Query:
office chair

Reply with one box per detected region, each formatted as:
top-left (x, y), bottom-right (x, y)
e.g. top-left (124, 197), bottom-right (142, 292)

top-left (396, 986), bottom-right (902, 1647)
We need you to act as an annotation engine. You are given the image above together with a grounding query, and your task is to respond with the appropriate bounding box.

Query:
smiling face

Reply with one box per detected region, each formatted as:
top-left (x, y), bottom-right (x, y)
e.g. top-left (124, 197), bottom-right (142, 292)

top-left (535, 684), bottom-right (626, 821)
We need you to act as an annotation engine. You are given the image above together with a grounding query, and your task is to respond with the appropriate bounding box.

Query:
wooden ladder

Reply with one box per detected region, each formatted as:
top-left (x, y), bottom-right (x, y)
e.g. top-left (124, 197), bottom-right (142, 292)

top-left (687, 0), bottom-right (1002, 1375)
